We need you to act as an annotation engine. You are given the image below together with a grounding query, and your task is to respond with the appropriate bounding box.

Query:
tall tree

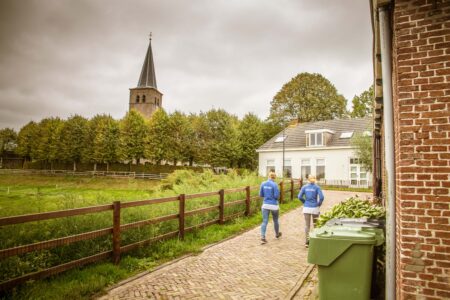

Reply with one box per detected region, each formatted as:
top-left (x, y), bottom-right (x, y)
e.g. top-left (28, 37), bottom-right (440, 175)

top-left (97, 116), bottom-right (120, 171)
top-left (118, 110), bottom-right (147, 167)
top-left (204, 109), bottom-right (240, 168)
top-left (34, 117), bottom-right (64, 169)
top-left (0, 128), bottom-right (18, 156)
top-left (351, 85), bottom-right (374, 118)
top-left (16, 121), bottom-right (38, 162)
top-left (145, 109), bottom-right (170, 165)
top-left (189, 113), bottom-right (209, 166)
top-left (60, 115), bottom-right (88, 171)
top-left (83, 115), bottom-right (106, 170)
top-left (238, 113), bottom-right (265, 169)
top-left (167, 111), bottom-right (192, 165)
top-left (269, 72), bottom-right (347, 126)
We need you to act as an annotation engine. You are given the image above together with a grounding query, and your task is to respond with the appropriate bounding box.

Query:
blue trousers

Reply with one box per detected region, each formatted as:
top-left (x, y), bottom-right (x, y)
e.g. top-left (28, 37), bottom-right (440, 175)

top-left (261, 208), bottom-right (279, 238)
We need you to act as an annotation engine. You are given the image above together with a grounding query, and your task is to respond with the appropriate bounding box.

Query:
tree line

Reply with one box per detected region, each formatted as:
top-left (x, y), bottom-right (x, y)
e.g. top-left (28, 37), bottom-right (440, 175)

top-left (0, 72), bottom-right (374, 171)
top-left (1, 109), bottom-right (274, 171)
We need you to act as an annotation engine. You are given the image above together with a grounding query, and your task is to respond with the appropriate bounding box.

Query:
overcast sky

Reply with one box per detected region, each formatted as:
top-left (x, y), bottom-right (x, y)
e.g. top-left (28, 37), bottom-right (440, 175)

top-left (0, 0), bottom-right (373, 130)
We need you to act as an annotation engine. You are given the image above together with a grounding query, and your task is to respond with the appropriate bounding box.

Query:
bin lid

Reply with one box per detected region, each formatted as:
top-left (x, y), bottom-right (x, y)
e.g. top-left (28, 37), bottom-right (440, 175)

top-left (307, 227), bottom-right (379, 266)
top-left (325, 218), bottom-right (384, 228)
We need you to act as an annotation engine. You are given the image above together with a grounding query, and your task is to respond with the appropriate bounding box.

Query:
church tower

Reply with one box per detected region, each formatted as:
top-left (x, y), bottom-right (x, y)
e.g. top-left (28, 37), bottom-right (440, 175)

top-left (129, 35), bottom-right (162, 118)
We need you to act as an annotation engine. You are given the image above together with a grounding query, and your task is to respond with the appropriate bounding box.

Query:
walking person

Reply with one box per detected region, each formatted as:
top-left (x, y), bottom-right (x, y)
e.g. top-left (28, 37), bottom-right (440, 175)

top-left (259, 172), bottom-right (282, 244)
top-left (298, 175), bottom-right (324, 247)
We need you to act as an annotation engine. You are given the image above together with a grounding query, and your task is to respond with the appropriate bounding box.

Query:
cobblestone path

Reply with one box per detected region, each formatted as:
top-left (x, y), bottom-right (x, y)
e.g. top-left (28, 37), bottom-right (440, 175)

top-left (99, 190), bottom-right (370, 300)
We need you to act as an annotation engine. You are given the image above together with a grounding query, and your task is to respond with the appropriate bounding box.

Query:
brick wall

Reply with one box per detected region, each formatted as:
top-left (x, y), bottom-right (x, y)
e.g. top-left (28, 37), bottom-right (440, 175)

top-left (392, 0), bottom-right (450, 298)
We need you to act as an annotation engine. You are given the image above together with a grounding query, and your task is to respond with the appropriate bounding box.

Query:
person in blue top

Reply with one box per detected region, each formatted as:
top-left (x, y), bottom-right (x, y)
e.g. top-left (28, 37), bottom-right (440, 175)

top-left (259, 172), bottom-right (282, 244)
top-left (298, 174), bottom-right (324, 247)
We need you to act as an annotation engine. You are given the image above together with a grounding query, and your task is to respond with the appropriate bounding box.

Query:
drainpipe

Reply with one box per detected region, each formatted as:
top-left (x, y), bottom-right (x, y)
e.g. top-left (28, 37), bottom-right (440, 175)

top-left (379, 6), bottom-right (396, 300)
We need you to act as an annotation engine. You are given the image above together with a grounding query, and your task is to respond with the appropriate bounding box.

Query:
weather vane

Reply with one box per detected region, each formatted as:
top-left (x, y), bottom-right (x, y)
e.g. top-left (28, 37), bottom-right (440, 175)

top-left (149, 32), bottom-right (152, 40)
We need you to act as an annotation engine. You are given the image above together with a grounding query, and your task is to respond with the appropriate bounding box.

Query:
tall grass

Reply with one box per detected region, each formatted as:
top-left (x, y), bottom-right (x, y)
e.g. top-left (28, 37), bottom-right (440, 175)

top-left (3, 198), bottom-right (301, 300)
top-left (0, 170), bottom-right (266, 283)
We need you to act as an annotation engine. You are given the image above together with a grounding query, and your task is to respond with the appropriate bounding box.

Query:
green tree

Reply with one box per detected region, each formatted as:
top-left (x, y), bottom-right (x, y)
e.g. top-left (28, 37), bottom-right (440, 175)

top-left (16, 121), bottom-right (38, 162)
top-left (60, 115), bottom-right (88, 171)
top-left (167, 111), bottom-right (193, 165)
top-left (269, 72), bottom-right (347, 126)
top-left (183, 113), bottom-right (200, 166)
top-left (95, 116), bottom-right (119, 171)
top-left (83, 115), bottom-right (105, 169)
top-left (0, 128), bottom-right (18, 156)
top-left (118, 110), bottom-right (147, 167)
top-left (145, 109), bottom-right (170, 165)
top-left (351, 133), bottom-right (373, 172)
top-left (34, 117), bottom-right (64, 169)
top-left (351, 85), bottom-right (374, 118)
top-left (238, 113), bottom-right (264, 169)
top-left (204, 109), bottom-right (240, 168)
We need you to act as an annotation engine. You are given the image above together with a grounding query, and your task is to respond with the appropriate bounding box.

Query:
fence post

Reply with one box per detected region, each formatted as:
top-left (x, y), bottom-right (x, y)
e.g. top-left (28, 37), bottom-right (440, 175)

top-left (279, 181), bottom-right (284, 204)
top-left (290, 179), bottom-right (294, 201)
top-left (219, 189), bottom-right (225, 224)
top-left (112, 201), bottom-right (121, 264)
top-left (245, 186), bottom-right (250, 216)
top-left (179, 194), bottom-right (185, 240)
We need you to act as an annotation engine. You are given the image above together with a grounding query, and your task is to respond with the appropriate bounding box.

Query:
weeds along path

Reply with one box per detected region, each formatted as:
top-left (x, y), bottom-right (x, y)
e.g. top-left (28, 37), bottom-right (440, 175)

top-left (99, 190), bottom-right (371, 300)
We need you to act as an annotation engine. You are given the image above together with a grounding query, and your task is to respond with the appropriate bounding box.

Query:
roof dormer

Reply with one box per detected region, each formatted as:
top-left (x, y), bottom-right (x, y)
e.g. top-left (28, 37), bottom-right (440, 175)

top-left (305, 129), bottom-right (334, 147)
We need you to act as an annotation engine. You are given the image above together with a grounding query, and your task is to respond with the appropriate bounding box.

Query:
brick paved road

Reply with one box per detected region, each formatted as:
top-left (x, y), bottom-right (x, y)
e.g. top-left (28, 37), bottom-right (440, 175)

top-left (99, 191), bottom-right (371, 300)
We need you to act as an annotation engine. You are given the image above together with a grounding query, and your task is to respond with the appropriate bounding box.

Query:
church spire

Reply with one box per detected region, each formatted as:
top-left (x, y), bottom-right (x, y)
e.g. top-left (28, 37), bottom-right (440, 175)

top-left (137, 33), bottom-right (157, 88)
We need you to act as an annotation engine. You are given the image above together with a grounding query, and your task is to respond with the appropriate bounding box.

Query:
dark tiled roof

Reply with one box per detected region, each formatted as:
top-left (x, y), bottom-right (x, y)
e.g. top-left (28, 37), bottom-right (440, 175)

top-left (137, 38), bottom-right (157, 88)
top-left (257, 117), bottom-right (372, 150)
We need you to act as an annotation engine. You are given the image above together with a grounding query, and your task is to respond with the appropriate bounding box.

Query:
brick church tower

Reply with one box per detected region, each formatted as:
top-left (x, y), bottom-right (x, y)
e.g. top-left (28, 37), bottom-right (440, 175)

top-left (129, 36), bottom-right (162, 118)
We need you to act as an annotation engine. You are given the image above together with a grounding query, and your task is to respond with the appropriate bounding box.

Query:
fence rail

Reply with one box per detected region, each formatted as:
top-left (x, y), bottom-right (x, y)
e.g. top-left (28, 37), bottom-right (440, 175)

top-left (318, 179), bottom-right (373, 188)
top-left (0, 180), bottom-right (299, 291)
top-left (0, 169), bottom-right (169, 180)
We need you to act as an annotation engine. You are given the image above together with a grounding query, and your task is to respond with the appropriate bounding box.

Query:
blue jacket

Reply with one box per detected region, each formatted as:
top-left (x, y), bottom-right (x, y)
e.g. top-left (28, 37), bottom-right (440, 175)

top-left (259, 179), bottom-right (280, 205)
top-left (298, 183), bottom-right (324, 208)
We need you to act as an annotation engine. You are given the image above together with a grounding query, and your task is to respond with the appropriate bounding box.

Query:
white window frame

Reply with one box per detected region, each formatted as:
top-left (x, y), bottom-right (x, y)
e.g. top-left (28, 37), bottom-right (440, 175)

top-left (275, 135), bottom-right (287, 143)
top-left (305, 129), bottom-right (334, 147)
top-left (316, 158), bottom-right (326, 182)
top-left (300, 158), bottom-right (311, 180)
top-left (349, 157), bottom-right (369, 187)
top-left (340, 131), bottom-right (353, 139)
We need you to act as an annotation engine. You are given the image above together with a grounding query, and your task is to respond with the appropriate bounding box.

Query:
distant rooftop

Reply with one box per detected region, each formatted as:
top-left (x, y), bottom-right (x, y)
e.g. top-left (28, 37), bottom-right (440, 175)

top-left (257, 117), bottom-right (372, 151)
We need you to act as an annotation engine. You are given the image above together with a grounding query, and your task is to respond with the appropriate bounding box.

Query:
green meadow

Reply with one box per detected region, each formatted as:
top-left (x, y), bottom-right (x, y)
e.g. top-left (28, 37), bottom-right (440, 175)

top-left (0, 170), bottom-right (301, 300)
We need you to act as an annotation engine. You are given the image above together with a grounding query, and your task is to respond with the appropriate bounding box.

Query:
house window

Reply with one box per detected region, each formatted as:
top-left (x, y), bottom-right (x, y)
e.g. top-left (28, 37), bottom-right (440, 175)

top-left (340, 131), bottom-right (353, 139)
top-left (283, 159), bottom-right (292, 178)
top-left (136, 95), bottom-right (140, 103)
top-left (309, 132), bottom-right (323, 146)
top-left (316, 158), bottom-right (325, 181)
top-left (275, 135), bottom-right (287, 143)
top-left (266, 159), bottom-right (275, 175)
top-left (142, 95), bottom-right (146, 103)
top-left (301, 159), bottom-right (311, 180)
top-left (350, 158), bottom-right (368, 186)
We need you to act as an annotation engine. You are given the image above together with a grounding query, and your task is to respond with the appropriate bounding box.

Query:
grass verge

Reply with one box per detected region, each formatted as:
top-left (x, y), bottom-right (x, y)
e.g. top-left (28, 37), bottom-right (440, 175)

top-left (3, 199), bottom-right (301, 300)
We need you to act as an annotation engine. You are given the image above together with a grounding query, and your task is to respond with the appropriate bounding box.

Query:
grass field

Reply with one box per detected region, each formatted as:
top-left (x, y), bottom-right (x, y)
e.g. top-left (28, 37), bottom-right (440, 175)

top-left (0, 170), bottom-right (270, 297)
top-left (0, 175), bottom-right (162, 217)
top-left (0, 171), bottom-right (370, 299)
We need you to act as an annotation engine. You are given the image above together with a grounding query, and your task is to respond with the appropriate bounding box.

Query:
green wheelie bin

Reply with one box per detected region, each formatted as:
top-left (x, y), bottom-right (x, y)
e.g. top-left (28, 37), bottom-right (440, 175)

top-left (307, 226), bottom-right (384, 300)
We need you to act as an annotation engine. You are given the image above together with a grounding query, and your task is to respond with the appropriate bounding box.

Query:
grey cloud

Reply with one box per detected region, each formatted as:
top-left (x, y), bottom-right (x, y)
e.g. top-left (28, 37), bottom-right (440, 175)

top-left (0, 0), bottom-right (373, 130)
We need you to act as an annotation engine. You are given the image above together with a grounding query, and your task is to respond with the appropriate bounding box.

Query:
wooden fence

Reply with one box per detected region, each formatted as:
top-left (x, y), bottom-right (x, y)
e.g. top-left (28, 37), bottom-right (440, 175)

top-left (0, 180), bottom-right (299, 291)
top-left (0, 169), bottom-right (168, 180)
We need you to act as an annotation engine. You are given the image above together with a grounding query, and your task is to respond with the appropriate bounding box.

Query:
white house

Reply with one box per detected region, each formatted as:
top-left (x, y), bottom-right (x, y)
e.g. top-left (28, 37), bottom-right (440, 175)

top-left (257, 117), bottom-right (372, 187)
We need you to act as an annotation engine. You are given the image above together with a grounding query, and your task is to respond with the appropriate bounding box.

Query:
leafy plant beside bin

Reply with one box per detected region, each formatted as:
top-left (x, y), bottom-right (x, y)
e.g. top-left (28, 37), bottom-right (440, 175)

top-left (316, 196), bottom-right (385, 228)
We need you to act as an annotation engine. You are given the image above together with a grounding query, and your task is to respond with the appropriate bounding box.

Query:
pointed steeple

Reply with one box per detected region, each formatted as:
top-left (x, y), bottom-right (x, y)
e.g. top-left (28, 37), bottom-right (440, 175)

top-left (137, 34), bottom-right (157, 88)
